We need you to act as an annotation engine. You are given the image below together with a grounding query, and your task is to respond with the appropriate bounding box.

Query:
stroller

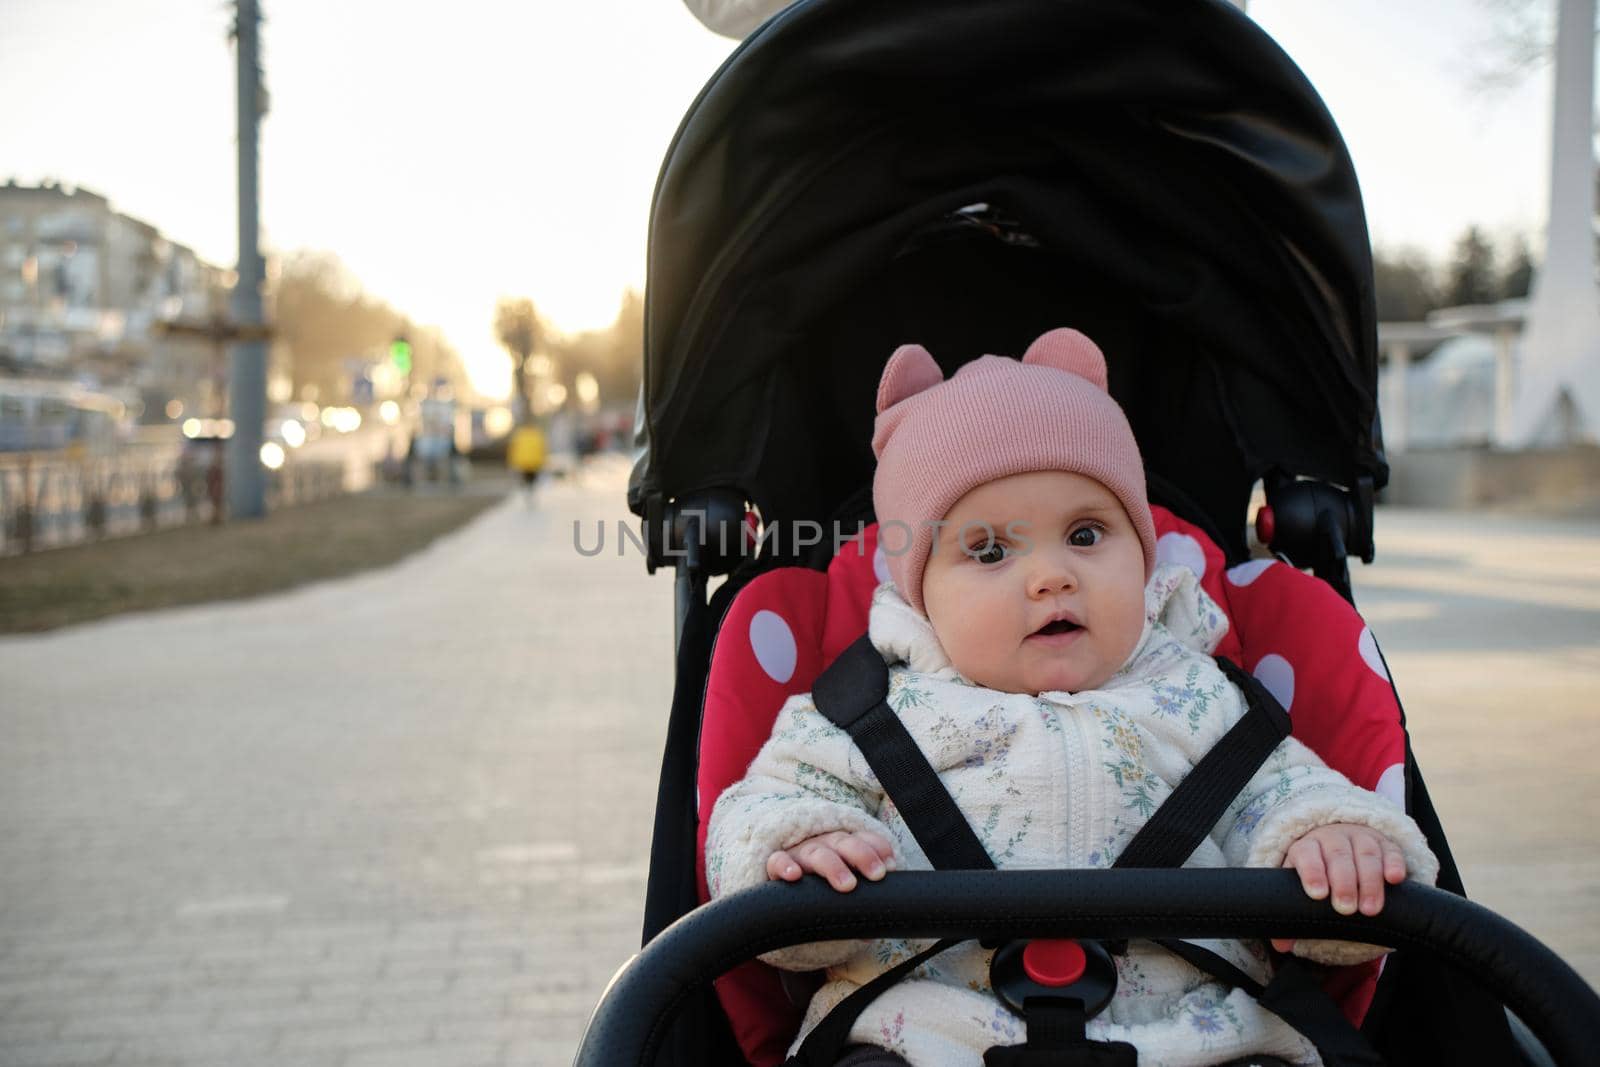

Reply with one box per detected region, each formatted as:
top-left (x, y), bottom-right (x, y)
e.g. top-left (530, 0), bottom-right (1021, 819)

top-left (580, 0), bottom-right (1600, 1063)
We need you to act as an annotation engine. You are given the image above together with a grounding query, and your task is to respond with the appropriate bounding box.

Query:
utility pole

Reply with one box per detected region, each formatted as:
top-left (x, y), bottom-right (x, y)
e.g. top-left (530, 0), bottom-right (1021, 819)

top-left (228, 0), bottom-right (269, 518)
top-left (152, 314), bottom-right (273, 523)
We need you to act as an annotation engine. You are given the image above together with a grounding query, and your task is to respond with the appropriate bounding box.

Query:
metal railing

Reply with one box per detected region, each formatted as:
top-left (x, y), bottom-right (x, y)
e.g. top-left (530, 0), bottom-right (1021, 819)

top-left (0, 444), bottom-right (348, 557)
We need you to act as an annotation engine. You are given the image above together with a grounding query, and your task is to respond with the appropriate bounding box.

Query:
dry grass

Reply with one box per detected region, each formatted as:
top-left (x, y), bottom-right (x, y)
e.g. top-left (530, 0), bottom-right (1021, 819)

top-left (0, 489), bottom-right (503, 634)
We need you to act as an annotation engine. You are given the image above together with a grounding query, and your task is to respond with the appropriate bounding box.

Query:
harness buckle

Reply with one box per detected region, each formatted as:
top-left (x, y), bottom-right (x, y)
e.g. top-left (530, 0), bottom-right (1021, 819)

top-left (989, 938), bottom-right (1118, 1020)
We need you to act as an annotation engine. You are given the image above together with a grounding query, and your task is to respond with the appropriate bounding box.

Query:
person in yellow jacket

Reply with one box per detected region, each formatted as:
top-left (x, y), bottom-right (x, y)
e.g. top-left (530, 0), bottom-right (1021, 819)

top-left (507, 423), bottom-right (547, 501)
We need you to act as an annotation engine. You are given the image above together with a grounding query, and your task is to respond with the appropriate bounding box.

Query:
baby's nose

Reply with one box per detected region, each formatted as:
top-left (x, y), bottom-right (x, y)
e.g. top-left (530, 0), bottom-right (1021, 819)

top-left (1029, 560), bottom-right (1077, 598)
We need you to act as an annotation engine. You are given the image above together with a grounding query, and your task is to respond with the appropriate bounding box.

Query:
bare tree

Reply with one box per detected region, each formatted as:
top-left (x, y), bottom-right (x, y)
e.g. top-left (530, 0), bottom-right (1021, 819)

top-left (1467, 2), bottom-right (1600, 256)
top-left (271, 251), bottom-right (401, 402)
top-left (1469, 0), bottom-right (1564, 94)
top-left (270, 250), bottom-right (468, 403)
top-left (494, 297), bottom-right (546, 422)
top-left (544, 289), bottom-right (644, 411)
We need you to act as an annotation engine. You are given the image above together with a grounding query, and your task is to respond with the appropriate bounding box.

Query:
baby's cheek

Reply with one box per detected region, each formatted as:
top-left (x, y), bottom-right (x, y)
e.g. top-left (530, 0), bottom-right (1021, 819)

top-left (1108, 606), bottom-right (1146, 666)
top-left (958, 626), bottom-right (1004, 666)
top-left (941, 642), bottom-right (987, 686)
top-left (929, 614), bottom-right (977, 666)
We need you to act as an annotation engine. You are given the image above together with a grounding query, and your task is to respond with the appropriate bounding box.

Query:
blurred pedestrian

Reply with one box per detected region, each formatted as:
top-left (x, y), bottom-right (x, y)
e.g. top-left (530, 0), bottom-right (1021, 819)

top-left (507, 423), bottom-right (547, 506)
top-left (177, 439), bottom-right (203, 522)
top-left (575, 419), bottom-right (601, 481)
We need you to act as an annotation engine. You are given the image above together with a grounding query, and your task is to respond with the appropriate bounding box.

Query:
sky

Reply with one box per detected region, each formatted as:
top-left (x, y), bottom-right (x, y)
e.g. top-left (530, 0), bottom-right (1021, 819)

top-left (0, 0), bottom-right (1571, 398)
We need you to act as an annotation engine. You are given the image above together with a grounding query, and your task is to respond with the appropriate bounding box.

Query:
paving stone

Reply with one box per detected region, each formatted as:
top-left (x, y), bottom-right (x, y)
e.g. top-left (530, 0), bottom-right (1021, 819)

top-left (0, 1018), bottom-right (62, 1045)
top-left (2, 991), bottom-right (163, 1021)
top-left (103, 1030), bottom-right (277, 1062)
top-left (342, 1043), bottom-right (500, 1067)
top-left (0, 975), bottom-right (107, 1001)
top-left (209, 1000), bottom-right (364, 1031)
top-left (245, 957), bottom-right (384, 983)
top-left (146, 983), bottom-right (303, 1011)
top-left (274, 1019), bottom-right (431, 1052)
top-left (55, 1012), bottom-right (214, 1041)
top-left (268, 922), bottom-right (395, 949)
top-left (432, 1015), bottom-right (574, 1043)
top-left (499, 1037), bottom-right (577, 1066)
top-left (0, 1039), bottom-right (116, 1066)
top-left (308, 975), bottom-right (451, 1003)
top-left (378, 952), bottom-right (521, 981)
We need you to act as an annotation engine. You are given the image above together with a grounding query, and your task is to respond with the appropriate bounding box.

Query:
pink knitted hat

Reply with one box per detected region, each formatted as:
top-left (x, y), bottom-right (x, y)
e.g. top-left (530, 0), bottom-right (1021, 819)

top-left (871, 327), bottom-right (1156, 614)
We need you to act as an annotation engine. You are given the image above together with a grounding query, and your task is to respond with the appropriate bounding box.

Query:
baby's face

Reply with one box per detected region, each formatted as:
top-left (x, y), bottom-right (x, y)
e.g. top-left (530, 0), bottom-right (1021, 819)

top-left (921, 470), bottom-right (1146, 696)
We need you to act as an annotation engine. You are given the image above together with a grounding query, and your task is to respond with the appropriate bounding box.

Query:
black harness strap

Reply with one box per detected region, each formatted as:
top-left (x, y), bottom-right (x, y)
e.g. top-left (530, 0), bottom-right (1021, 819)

top-left (812, 641), bottom-right (1290, 881)
top-left (791, 637), bottom-right (987, 1066)
top-left (812, 635), bottom-right (995, 871)
top-left (1258, 957), bottom-right (1386, 1066)
top-left (982, 1000), bottom-right (1138, 1066)
top-left (788, 937), bottom-right (961, 1067)
top-left (1148, 936), bottom-right (1263, 996)
top-left (1115, 656), bottom-right (1291, 868)
top-left (792, 638), bottom-right (1377, 1066)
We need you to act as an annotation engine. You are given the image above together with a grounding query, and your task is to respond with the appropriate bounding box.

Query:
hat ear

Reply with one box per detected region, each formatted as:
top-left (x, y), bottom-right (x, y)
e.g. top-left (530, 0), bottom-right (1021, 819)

top-left (875, 343), bottom-right (945, 414)
top-left (1021, 328), bottom-right (1108, 392)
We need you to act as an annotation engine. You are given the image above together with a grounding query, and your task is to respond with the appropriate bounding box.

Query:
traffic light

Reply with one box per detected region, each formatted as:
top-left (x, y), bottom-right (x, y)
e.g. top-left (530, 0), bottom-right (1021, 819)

top-left (390, 338), bottom-right (413, 375)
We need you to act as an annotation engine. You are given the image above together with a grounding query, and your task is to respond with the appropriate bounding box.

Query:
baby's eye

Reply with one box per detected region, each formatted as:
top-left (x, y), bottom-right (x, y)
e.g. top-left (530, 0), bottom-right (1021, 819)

top-left (969, 540), bottom-right (1008, 565)
top-left (1068, 524), bottom-right (1104, 548)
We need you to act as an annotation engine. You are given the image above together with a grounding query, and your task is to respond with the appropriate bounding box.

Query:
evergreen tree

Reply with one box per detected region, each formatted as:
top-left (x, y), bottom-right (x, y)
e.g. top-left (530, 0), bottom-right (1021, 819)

top-left (1373, 248), bottom-right (1440, 321)
top-left (1500, 238), bottom-right (1535, 299)
top-left (1444, 226), bottom-right (1499, 307)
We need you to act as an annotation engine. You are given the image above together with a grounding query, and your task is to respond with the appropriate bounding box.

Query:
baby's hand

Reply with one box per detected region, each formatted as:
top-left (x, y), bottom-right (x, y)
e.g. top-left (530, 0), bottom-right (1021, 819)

top-left (1271, 823), bottom-right (1407, 953)
top-left (767, 829), bottom-right (898, 893)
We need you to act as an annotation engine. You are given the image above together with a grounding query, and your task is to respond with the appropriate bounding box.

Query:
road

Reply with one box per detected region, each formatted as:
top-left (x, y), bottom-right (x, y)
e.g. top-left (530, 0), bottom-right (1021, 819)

top-left (0, 465), bottom-right (1595, 1066)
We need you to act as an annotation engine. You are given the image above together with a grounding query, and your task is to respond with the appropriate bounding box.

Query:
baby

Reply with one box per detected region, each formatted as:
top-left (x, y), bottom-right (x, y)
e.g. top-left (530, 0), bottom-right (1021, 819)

top-left (706, 328), bottom-right (1438, 1067)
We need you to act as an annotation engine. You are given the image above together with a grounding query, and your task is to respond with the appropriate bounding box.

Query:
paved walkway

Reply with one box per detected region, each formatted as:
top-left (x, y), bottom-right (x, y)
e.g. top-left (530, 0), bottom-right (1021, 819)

top-left (1, 459), bottom-right (673, 1067)
top-left (1, 476), bottom-right (1595, 1067)
top-left (1349, 509), bottom-right (1600, 987)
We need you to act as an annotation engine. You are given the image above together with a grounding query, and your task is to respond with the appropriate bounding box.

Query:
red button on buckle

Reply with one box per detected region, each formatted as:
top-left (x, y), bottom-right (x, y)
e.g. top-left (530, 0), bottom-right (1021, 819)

top-left (1021, 939), bottom-right (1087, 987)
top-left (1254, 505), bottom-right (1276, 546)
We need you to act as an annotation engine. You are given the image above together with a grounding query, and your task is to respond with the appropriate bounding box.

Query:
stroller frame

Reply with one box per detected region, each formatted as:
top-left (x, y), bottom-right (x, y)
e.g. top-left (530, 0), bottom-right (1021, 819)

top-left (603, 0), bottom-right (1600, 1063)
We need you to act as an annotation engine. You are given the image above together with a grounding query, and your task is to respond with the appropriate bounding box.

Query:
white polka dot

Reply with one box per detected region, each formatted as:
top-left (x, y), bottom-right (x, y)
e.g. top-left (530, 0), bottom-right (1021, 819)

top-left (749, 610), bottom-right (798, 684)
top-left (1357, 626), bottom-right (1389, 681)
top-left (1226, 559), bottom-right (1276, 587)
top-left (1374, 762), bottom-right (1406, 809)
top-left (1252, 654), bottom-right (1295, 713)
top-left (872, 545), bottom-right (891, 585)
top-left (1156, 532), bottom-right (1207, 580)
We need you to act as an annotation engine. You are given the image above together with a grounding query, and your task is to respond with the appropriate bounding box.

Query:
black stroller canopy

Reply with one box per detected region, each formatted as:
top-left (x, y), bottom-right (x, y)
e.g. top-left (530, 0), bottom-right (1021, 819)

top-left (633, 0), bottom-right (1384, 557)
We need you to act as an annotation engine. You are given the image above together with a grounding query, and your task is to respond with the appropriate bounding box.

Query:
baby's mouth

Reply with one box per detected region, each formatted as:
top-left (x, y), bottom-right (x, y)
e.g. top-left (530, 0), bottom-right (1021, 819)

top-left (1031, 619), bottom-right (1083, 638)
